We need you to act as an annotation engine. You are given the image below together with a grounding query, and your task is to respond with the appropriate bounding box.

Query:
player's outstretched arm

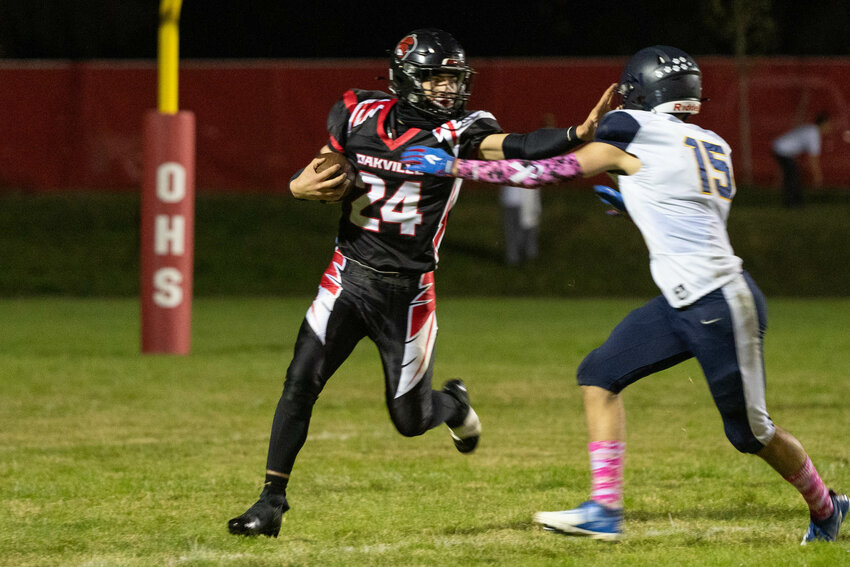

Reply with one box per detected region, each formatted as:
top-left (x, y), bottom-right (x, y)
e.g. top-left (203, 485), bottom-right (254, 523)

top-left (478, 128), bottom-right (582, 161)
top-left (289, 146), bottom-right (349, 201)
top-left (402, 146), bottom-right (583, 187)
top-left (402, 141), bottom-right (638, 188)
top-left (476, 83), bottom-right (616, 161)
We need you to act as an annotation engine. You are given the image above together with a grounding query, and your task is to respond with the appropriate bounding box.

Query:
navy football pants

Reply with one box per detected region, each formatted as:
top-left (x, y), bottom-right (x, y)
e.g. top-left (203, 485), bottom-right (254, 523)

top-left (578, 272), bottom-right (774, 454)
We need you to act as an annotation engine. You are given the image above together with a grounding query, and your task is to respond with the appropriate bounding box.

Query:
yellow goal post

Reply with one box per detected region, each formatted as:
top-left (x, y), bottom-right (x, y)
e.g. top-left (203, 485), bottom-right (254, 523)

top-left (158, 0), bottom-right (182, 114)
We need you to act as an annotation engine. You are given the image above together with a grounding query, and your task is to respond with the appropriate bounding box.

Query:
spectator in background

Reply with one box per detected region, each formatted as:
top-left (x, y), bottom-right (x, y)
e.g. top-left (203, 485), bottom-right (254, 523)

top-left (499, 113), bottom-right (556, 265)
top-left (772, 112), bottom-right (833, 208)
top-left (500, 183), bottom-right (541, 265)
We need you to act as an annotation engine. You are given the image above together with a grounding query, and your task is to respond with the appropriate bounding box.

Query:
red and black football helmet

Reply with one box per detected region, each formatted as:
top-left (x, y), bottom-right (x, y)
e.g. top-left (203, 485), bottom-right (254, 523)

top-left (389, 28), bottom-right (474, 120)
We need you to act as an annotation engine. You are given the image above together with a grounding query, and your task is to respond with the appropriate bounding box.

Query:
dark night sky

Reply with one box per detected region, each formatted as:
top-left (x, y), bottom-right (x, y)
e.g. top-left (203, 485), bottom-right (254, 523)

top-left (1, 1), bottom-right (849, 60)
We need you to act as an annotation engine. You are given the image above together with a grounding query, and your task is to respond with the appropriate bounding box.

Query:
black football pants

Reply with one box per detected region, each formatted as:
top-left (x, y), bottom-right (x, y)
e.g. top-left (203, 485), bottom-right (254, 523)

top-left (265, 250), bottom-right (461, 476)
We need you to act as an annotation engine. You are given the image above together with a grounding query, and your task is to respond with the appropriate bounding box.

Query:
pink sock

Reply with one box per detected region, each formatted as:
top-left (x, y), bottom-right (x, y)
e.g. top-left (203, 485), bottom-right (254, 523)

top-left (589, 440), bottom-right (625, 509)
top-left (785, 456), bottom-right (834, 520)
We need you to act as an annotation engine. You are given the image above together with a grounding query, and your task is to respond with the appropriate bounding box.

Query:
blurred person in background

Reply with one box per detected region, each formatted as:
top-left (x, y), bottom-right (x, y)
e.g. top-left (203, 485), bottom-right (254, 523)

top-left (402, 46), bottom-right (847, 544)
top-left (500, 183), bottom-right (541, 265)
top-left (772, 112), bottom-right (833, 208)
top-left (500, 113), bottom-right (558, 266)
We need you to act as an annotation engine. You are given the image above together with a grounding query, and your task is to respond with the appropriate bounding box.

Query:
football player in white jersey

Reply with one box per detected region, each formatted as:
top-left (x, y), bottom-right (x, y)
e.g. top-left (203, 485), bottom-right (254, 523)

top-left (401, 45), bottom-right (847, 544)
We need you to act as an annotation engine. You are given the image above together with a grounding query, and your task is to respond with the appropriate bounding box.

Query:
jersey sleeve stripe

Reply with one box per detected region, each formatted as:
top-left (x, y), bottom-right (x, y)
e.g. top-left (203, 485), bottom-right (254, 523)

top-left (343, 89), bottom-right (359, 112)
top-left (328, 135), bottom-right (344, 152)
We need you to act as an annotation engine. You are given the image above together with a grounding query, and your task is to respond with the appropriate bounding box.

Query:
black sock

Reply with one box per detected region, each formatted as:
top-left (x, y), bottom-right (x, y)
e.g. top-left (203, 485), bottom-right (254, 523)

top-left (264, 473), bottom-right (288, 496)
top-left (435, 390), bottom-right (465, 428)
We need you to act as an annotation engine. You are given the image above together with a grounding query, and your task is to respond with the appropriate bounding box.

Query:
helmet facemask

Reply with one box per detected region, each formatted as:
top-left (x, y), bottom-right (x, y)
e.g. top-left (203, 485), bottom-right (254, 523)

top-left (389, 29), bottom-right (474, 120)
top-left (395, 64), bottom-right (472, 118)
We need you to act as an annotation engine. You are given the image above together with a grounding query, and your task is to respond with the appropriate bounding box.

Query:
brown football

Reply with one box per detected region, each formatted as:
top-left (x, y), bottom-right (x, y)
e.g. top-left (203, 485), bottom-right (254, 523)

top-left (314, 152), bottom-right (356, 202)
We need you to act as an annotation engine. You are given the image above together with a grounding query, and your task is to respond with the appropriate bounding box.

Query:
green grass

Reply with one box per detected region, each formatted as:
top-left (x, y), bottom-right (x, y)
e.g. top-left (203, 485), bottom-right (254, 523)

top-left (2, 187), bottom-right (850, 296)
top-left (1, 297), bottom-right (848, 566)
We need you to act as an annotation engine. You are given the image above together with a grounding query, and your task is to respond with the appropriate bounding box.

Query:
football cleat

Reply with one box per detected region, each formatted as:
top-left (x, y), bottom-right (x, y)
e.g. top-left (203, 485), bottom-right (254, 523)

top-left (801, 490), bottom-right (848, 545)
top-left (227, 487), bottom-right (290, 538)
top-left (534, 500), bottom-right (623, 541)
top-left (442, 379), bottom-right (481, 453)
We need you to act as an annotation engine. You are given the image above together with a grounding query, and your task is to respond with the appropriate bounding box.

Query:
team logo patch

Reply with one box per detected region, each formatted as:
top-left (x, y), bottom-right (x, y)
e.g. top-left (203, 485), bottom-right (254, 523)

top-left (395, 35), bottom-right (417, 59)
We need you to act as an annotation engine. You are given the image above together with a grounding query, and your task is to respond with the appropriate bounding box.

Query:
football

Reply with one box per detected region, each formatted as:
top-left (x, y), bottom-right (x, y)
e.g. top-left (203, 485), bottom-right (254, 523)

top-left (314, 152), bottom-right (356, 202)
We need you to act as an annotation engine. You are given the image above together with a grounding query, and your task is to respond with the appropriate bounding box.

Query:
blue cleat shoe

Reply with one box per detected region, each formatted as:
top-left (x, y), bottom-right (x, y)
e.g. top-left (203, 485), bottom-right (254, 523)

top-left (533, 500), bottom-right (623, 541)
top-left (801, 490), bottom-right (848, 545)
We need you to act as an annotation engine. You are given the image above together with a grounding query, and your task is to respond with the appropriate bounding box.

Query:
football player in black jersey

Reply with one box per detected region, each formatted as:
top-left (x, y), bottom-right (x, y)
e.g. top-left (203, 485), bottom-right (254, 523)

top-left (228, 28), bottom-right (614, 537)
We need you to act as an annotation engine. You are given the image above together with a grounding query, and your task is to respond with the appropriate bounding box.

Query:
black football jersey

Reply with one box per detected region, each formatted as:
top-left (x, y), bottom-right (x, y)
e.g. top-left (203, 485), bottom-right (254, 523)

top-left (326, 89), bottom-right (501, 273)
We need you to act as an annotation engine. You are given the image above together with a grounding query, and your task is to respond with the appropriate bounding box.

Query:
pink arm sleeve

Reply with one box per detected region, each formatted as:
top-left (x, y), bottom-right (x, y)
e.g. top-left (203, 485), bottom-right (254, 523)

top-left (455, 153), bottom-right (583, 188)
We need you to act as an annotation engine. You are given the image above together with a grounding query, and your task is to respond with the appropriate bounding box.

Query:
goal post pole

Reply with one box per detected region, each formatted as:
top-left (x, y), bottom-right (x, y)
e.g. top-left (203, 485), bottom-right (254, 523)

top-left (140, 0), bottom-right (196, 354)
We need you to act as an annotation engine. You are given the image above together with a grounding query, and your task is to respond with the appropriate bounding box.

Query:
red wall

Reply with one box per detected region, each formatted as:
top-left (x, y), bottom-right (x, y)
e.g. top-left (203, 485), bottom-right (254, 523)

top-left (1, 57), bottom-right (849, 192)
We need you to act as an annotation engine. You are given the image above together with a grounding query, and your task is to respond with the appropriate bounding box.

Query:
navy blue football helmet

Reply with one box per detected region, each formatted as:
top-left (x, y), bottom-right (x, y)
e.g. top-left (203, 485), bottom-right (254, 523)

top-left (389, 28), bottom-right (473, 120)
top-left (618, 46), bottom-right (702, 115)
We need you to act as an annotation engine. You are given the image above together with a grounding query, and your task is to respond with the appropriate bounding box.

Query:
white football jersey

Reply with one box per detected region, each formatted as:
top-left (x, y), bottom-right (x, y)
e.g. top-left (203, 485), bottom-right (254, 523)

top-left (595, 109), bottom-right (742, 307)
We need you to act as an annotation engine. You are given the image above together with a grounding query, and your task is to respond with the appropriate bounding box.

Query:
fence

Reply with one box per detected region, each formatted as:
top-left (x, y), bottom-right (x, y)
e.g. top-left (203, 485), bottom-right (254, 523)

top-left (1, 57), bottom-right (849, 192)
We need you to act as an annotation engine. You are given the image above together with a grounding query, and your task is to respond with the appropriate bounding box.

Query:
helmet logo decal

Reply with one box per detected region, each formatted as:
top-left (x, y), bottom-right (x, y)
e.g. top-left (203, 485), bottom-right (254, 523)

top-left (673, 102), bottom-right (699, 112)
top-left (395, 35), bottom-right (418, 60)
top-left (654, 100), bottom-right (701, 114)
top-left (653, 57), bottom-right (697, 78)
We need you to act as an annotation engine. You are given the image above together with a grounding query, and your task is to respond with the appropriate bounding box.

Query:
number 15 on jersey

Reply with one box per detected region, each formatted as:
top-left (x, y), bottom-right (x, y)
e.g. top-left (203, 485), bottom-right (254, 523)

top-left (684, 136), bottom-right (735, 200)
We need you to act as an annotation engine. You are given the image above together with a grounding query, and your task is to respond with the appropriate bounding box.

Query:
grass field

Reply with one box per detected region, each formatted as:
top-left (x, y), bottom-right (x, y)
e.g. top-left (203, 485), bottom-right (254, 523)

top-left (3, 187), bottom-right (850, 297)
top-left (1, 296), bottom-right (849, 566)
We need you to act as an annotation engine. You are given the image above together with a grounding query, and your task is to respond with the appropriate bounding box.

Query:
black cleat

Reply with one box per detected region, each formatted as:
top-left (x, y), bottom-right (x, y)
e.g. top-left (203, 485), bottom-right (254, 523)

top-left (228, 487), bottom-right (289, 537)
top-left (442, 379), bottom-right (481, 454)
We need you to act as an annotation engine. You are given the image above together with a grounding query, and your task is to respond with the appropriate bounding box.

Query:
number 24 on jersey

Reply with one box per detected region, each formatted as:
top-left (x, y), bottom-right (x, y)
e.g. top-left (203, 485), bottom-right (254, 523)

top-left (350, 171), bottom-right (424, 236)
